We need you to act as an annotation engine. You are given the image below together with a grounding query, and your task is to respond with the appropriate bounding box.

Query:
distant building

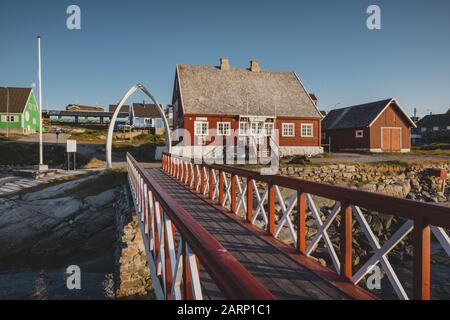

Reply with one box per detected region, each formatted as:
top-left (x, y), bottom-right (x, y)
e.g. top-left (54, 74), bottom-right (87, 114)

top-left (0, 87), bottom-right (40, 135)
top-left (171, 58), bottom-right (323, 157)
top-left (109, 103), bottom-right (163, 129)
top-left (65, 104), bottom-right (104, 112)
top-left (415, 112), bottom-right (450, 143)
top-left (165, 105), bottom-right (174, 130)
top-left (322, 98), bottom-right (416, 152)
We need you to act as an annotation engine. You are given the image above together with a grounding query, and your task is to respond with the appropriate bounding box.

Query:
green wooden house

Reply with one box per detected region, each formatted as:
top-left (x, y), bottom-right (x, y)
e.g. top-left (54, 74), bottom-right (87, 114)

top-left (0, 87), bottom-right (40, 135)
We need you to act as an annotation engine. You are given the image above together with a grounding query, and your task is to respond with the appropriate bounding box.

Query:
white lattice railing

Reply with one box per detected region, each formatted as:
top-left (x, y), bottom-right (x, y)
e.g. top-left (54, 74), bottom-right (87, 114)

top-left (127, 153), bottom-right (274, 300)
top-left (163, 153), bottom-right (450, 300)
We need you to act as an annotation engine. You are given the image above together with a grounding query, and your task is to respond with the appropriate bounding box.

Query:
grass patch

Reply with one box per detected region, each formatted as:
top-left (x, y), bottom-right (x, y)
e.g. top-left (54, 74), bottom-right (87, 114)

top-left (69, 168), bottom-right (127, 197)
top-left (0, 142), bottom-right (89, 167)
top-left (132, 133), bottom-right (165, 145)
top-left (368, 160), bottom-right (409, 168)
top-left (410, 144), bottom-right (450, 155)
top-left (0, 134), bottom-right (22, 141)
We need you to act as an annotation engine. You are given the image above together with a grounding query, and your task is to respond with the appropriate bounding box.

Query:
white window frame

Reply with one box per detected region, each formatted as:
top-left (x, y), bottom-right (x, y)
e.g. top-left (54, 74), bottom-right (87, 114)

top-left (433, 126), bottom-right (439, 131)
top-left (217, 122), bottom-right (231, 136)
top-left (282, 123), bottom-right (295, 137)
top-left (300, 123), bottom-right (313, 137)
top-left (239, 122), bottom-right (249, 136)
top-left (447, 126), bottom-right (450, 131)
top-left (2, 115), bottom-right (18, 123)
top-left (250, 122), bottom-right (264, 135)
top-left (420, 127), bottom-right (427, 132)
top-left (355, 130), bottom-right (364, 138)
top-left (194, 121), bottom-right (209, 136)
top-left (264, 122), bottom-right (274, 136)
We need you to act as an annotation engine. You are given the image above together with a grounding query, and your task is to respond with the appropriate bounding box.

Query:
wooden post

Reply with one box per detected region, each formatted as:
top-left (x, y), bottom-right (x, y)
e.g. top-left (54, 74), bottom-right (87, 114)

top-left (164, 218), bottom-right (172, 300)
top-left (268, 183), bottom-right (275, 235)
top-left (187, 164), bottom-right (192, 186)
top-left (297, 190), bottom-right (307, 254)
top-left (201, 166), bottom-right (205, 195)
top-left (413, 217), bottom-right (431, 300)
top-left (182, 240), bottom-right (193, 300)
top-left (219, 171), bottom-right (224, 205)
top-left (193, 165), bottom-right (198, 191)
top-left (246, 178), bottom-right (253, 223)
top-left (340, 200), bottom-right (352, 280)
top-left (209, 168), bottom-right (214, 200)
top-left (231, 174), bottom-right (237, 213)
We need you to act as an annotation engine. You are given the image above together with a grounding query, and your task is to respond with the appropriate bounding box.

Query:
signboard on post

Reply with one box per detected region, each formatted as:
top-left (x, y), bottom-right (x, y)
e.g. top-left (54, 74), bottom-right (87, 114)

top-left (67, 140), bottom-right (77, 153)
top-left (66, 140), bottom-right (77, 171)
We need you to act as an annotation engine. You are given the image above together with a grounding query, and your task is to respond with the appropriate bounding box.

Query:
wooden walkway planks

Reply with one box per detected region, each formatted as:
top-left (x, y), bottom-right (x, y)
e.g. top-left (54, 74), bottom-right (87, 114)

top-left (147, 168), bottom-right (351, 300)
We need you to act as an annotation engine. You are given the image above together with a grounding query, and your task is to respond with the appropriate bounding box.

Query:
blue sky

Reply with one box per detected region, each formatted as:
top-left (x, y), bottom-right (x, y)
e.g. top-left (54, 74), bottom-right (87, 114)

top-left (0, 0), bottom-right (449, 116)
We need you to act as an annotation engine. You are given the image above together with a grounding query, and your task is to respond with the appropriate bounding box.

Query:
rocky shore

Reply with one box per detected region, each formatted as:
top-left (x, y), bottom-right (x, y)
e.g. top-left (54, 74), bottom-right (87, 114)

top-left (0, 170), bottom-right (153, 299)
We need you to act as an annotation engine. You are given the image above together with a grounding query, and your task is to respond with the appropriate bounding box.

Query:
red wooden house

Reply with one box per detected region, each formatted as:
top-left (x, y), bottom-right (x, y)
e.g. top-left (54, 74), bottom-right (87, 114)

top-left (322, 98), bottom-right (416, 152)
top-left (171, 58), bottom-right (323, 158)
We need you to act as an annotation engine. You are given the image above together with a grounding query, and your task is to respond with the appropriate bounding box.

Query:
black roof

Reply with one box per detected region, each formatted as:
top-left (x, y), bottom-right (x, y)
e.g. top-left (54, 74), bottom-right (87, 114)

top-left (0, 87), bottom-right (32, 114)
top-left (322, 98), bottom-right (415, 130)
top-left (417, 113), bottom-right (450, 128)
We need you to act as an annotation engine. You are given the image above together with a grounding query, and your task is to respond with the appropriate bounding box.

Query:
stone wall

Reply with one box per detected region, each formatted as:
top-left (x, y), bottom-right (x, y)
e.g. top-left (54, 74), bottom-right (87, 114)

top-left (114, 186), bottom-right (154, 299)
top-left (279, 162), bottom-right (450, 202)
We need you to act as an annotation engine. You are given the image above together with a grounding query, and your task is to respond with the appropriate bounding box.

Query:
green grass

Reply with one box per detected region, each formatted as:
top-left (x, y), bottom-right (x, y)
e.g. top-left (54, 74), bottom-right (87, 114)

top-left (132, 133), bottom-right (165, 145)
top-left (0, 134), bottom-right (22, 141)
top-left (410, 144), bottom-right (450, 155)
top-left (368, 160), bottom-right (409, 168)
top-left (0, 142), bottom-right (88, 167)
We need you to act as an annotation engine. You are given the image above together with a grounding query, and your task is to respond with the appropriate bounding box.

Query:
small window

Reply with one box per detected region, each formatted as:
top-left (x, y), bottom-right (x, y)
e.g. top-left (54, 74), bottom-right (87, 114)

top-left (420, 127), bottom-right (427, 132)
top-left (239, 122), bottom-right (249, 136)
top-left (447, 126), bottom-right (450, 131)
top-left (217, 122), bottom-right (231, 136)
top-left (194, 121), bottom-right (208, 136)
top-left (301, 124), bottom-right (313, 137)
top-left (251, 122), bottom-right (263, 135)
top-left (2, 115), bottom-right (18, 123)
top-left (264, 122), bottom-right (274, 136)
top-left (282, 123), bottom-right (295, 137)
top-left (355, 130), bottom-right (364, 138)
top-left (433, 126), bottom-right (439, 131)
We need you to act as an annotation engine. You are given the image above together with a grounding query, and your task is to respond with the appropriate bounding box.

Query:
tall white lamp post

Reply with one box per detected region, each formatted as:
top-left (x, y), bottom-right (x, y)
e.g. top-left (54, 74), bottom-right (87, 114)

top-left (37, 36), bottom-right (47, 171)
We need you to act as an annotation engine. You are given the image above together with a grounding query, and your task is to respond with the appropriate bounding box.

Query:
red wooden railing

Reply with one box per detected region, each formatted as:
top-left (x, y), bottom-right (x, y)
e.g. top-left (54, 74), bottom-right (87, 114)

top-left (162, 152), bottom-right (450, 300)
top-left (127, 153), bottom-right (275, 300)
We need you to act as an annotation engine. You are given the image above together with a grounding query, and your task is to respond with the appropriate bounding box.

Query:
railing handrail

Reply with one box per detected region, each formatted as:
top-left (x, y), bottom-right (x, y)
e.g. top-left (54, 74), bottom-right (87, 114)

top-left (127, 153), bottom-right (275, 300)
top-left (163, 152), bottom-right (450, 229)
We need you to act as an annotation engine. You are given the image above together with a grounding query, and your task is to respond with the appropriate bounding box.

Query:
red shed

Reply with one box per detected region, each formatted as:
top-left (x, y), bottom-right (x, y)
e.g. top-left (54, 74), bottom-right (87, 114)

top-left (322, 98), bottom-right (416, 153)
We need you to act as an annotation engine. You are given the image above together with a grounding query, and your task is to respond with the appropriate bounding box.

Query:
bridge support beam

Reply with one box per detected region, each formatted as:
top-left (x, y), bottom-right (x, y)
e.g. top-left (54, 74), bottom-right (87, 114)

top-left (340, 200), bottom-right (353, 280)
top-left (413, 218), bottom-right (431, 300)
top-left (297, 190), bottom-right (307, 254)
top-left (246, 178), bottom-right (253, 223)
top-left (268, 183), bottom-right (275, 235)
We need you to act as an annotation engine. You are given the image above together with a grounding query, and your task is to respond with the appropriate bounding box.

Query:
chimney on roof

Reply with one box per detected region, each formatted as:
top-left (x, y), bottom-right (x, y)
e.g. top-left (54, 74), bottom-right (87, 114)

top-left (309, 93), bottom-right (318, 106)
top-left (220, 57), bottom-right (230, 70)
top-left (250, 60), bottom-right (260, 72)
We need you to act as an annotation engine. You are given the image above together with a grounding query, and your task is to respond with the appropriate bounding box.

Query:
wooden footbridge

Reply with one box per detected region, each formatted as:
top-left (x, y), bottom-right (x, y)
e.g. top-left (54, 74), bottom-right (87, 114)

top-left (126, 153), bottom-right (450, 300)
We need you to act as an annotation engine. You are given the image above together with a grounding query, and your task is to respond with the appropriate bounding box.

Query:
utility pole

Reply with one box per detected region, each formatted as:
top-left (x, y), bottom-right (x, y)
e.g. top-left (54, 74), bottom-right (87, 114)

top-left (6, 87), bottom-right (9, 138)
top-left (37, 36), bottom-right (45, 169)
